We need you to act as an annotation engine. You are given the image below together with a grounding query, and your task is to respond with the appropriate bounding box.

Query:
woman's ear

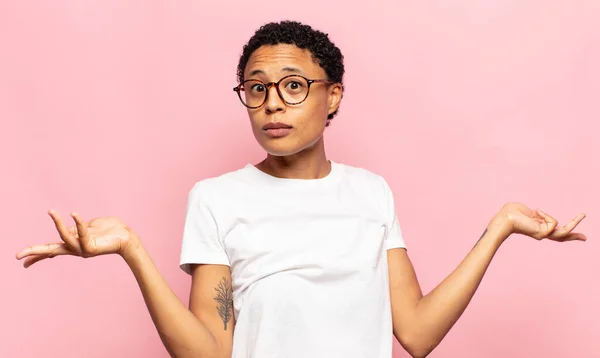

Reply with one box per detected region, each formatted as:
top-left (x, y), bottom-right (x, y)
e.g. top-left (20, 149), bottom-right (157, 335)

top-left (327, 83), bottom-right (343, 116)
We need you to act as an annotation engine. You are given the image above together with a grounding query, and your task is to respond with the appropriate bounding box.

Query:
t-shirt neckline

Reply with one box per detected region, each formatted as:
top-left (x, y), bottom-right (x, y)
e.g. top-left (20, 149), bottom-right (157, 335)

top-left (244, 160), bottom-right (341, 187)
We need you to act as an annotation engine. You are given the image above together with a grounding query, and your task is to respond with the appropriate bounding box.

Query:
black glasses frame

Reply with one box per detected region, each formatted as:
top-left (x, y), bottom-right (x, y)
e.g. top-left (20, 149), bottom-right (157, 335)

top-left (233, 74), bottom-right (334, 109)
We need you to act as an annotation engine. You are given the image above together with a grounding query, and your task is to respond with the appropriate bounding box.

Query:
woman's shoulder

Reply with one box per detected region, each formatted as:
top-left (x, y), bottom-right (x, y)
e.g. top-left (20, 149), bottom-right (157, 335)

top-left (335, 161), bottom-right (388, 187)
top-left (187, 164), bottom-right (256, 197)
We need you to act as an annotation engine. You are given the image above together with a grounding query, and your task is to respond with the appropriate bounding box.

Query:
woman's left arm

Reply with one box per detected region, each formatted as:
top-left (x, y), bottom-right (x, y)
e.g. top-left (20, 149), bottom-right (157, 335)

top-left (389, 202), bottom-right (586, 358)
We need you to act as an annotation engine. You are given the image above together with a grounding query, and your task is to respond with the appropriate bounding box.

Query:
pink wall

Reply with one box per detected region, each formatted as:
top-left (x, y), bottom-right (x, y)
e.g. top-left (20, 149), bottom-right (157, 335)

top-left (2, 1), bottom-right (599, 357)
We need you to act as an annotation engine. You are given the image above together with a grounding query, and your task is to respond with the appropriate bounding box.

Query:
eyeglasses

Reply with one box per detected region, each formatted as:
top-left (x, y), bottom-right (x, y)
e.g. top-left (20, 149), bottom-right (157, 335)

top-left (233, 74), bottom-right (334, 109)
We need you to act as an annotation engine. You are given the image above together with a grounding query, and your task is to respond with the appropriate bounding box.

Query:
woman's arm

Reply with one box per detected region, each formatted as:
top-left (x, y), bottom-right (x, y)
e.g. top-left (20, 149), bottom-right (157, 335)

top-left (124, 243), bottom-right (234, 358)
top-left (16, 212), bottom-right (234, 358)
top-left (388, 220), bottom-right (504, 358)
top-left (388, 203), bottom-right (586, 358)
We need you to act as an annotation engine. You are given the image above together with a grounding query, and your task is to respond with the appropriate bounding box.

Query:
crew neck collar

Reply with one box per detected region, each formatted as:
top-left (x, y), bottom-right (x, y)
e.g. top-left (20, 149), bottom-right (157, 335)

top-left (244, 160), bottom-right (341, 187)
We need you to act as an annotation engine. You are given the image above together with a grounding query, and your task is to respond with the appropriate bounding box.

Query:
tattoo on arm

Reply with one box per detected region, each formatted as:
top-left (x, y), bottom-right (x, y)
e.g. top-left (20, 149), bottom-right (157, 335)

top-left (474, 228), bottom-right (488, 248)
top-left (214, 277), bottom-right (233, 330)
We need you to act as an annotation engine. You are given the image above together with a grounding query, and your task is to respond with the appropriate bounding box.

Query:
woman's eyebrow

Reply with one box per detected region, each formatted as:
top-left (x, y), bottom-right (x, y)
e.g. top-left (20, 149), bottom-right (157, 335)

top-left (281, 67), bottom-right (304, 74)
top-left (247, 67), bottom-right (306, 78)
top-left (248, 69), bottom-right (265, 77)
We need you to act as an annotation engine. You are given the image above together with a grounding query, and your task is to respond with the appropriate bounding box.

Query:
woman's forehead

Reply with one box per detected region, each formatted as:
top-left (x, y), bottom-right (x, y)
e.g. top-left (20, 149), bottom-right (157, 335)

top-left (244, 44), bottom-right (323, 79)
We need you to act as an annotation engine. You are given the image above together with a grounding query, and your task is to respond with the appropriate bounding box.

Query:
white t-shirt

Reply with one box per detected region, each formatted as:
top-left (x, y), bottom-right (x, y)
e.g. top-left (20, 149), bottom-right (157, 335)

top-left (180, 160), bottom-right (406, 358)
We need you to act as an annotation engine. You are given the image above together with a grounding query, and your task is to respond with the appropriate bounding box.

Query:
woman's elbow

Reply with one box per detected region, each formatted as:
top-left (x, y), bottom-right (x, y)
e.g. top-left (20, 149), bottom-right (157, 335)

top-left (397, 332), bottom-right (436, 358)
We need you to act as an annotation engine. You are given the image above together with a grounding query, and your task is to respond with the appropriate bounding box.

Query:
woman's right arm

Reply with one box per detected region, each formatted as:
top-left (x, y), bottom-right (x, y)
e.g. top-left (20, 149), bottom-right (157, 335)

top-left (16, 211), bottom-right (234, 358)
top-left (124, 243), bottom-right (234, 358)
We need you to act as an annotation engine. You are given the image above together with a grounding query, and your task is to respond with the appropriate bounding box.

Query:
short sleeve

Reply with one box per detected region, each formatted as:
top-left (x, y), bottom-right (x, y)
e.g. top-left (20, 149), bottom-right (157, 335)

top-left (179, 182), bottom-right (230, 275)
top-left (381, 178), bottom-right (406, 251)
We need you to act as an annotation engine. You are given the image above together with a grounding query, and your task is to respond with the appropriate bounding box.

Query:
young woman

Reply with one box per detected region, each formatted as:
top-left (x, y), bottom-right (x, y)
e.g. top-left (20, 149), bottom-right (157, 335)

top-left (16, 21), bottom-right (587, 358)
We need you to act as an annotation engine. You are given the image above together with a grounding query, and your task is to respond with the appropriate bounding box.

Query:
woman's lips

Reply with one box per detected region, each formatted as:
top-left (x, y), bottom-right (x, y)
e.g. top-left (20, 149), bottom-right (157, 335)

top-left (262, 122), bottom-right (293, 138)
top-left (264, 127), bottom-right (293, 138)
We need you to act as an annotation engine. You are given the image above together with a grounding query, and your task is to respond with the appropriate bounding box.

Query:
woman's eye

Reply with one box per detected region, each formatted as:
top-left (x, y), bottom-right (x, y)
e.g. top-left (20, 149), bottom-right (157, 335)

top-left (251, 84), bottom-right (265, 92)
top-left (287, 81), bottom-right (302, 90)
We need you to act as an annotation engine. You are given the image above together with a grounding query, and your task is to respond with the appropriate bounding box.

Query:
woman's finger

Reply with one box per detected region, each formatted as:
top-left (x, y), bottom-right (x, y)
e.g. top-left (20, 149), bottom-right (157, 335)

top-left (547, 232), bottom-right (587, 242)
top-left (15, 242), bottom-right (72, 259)
top-left (23, 254), bottom-right (53, 268)
top-left (543, 213), bottom-right (586, 240)
top-left (48, 210), bottom-right (80, 251)
top-left (549, 213), bottom-right (586, 238)
top-left (71, 212), bottom-right (88, 242)
top-left (536, 209), bottom-right (559, 236)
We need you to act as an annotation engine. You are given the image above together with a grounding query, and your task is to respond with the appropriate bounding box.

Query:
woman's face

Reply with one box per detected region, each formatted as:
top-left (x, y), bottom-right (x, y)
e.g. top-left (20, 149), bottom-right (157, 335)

top-left (242, 44), bottom-right (343, 157)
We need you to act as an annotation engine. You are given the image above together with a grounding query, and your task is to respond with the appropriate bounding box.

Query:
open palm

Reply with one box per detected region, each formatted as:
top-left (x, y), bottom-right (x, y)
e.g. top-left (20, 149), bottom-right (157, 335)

top-left (15, 210), bottom-right (136, 268)
top-left (502, 203), bottom-right (587, 242)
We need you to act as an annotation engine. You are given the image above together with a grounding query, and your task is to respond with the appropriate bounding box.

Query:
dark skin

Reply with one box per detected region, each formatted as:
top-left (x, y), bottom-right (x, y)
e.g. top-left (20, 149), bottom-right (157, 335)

top-left (15, 43), bottom-right (587, 358)
top-left (245, 44), bottom-right (343, 179)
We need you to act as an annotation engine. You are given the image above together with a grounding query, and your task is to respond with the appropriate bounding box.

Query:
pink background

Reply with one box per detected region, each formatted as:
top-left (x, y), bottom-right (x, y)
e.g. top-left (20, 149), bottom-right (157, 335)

top-left (2, 1), bottom-right (599, 357)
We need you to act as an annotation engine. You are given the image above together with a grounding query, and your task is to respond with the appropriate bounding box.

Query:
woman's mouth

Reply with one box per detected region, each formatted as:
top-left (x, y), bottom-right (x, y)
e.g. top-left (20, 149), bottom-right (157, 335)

top-left (263, 122), bottom-right (293, 138)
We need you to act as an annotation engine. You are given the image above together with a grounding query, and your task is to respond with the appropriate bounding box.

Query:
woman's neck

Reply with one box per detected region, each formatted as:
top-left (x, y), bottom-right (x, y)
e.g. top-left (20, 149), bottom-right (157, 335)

top-left (256, 140), bottom-right (330, 180)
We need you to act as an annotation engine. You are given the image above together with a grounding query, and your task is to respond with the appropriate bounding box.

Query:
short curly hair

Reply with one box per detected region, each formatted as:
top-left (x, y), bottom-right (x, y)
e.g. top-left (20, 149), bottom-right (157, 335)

top-left (237, 21), bottom-right (345, 124)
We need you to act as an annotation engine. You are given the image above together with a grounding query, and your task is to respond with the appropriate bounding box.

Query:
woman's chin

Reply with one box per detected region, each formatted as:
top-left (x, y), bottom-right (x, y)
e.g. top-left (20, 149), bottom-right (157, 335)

top-left (254, 131), bottom-right (324, 158)
top-left (261, 145), bottom-right (303, 157)
top-left (255, 139), bottom-right (303, 157)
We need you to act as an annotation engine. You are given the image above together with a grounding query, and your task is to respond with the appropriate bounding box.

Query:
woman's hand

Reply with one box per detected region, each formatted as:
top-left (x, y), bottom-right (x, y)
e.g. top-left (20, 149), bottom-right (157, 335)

top-left (15, 210), bottom-right (141, 268)
top-left (495, 202), bottom-right (587, 242)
